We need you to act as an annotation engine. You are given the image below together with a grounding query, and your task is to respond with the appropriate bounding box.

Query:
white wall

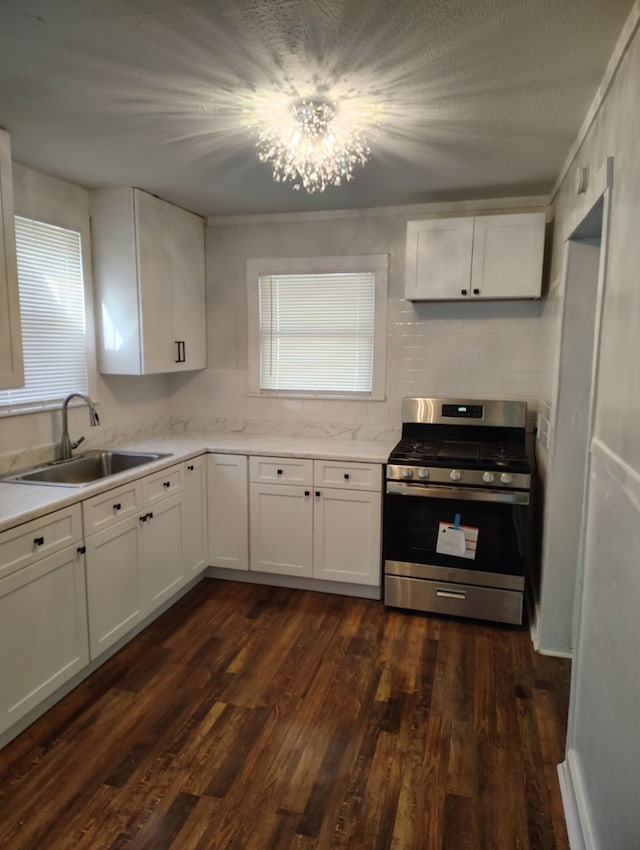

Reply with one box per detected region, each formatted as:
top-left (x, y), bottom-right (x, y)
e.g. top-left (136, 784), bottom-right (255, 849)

top-left (550, 5), bottom-right (640, 847)
top-left (168, 202), bottom-right (552, 437)
top-left (0, 164), bottom-right (171, 474)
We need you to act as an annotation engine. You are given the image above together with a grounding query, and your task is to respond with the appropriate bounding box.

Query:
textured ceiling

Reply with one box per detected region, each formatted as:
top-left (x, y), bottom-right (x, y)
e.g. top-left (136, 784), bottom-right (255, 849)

top-left (0, 0), bottom-right (633, 216)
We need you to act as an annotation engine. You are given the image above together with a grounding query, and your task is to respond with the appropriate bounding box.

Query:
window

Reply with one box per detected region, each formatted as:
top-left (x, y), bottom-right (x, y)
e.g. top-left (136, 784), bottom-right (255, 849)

top-left (0, 216), bottom-right (88, 412)
top-left (248, 255), bottom-right (388, 399)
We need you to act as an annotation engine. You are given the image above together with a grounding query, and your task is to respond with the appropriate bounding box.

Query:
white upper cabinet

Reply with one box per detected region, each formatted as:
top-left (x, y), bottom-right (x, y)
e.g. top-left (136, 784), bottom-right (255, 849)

top-left (0, 129), bottom-right (24, 389)
top-left (405, 211), bottom-right (546, 301)
top-left (90, 187), bottom-right (206, 375)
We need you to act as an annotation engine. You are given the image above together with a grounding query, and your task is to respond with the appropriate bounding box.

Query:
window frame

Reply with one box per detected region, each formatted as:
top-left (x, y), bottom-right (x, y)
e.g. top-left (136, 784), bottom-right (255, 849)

top-left (0, 212), bottom-right (97, 417)
top-left (247, 254), bottom-right (388, 400)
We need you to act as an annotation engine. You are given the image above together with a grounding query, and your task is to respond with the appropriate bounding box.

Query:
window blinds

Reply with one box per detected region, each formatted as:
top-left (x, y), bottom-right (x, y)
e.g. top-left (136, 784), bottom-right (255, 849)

top-left (0, 216), bottom-right (88, 411)
top-left (258, 271), bottom-right (375, 393)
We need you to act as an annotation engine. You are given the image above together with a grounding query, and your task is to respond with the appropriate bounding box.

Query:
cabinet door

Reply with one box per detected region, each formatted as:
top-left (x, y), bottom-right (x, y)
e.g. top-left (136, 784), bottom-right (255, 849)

top-left (138, 491), bottom-right (186, 613)
top-left (249, 483), bottom-right (313, 578)
top-left (169, 205), bottom-right (206, 371)
top-left (185, 456), bottom-right (208, 575)
top-left (0, 545), bottom-right (89, 735)
top-left (134, 190), bottom-right (174, 373)
top-left (207, 454), bottom-right (248, 571)
top-left (470, 212), bottom-right (545, 299)
top-left (0, 129), bottom-right (24, 389)
top-left (405, 217), bottom-right (474, 300)
top-left (314, 488), bottom-right (382, 587)
top-left (84, 515), bottom-right (142, 660)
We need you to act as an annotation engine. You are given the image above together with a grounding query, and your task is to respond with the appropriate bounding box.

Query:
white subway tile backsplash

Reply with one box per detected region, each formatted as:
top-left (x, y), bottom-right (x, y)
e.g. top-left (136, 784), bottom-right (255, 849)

top-left (162, 296), bottom-right (555, 436)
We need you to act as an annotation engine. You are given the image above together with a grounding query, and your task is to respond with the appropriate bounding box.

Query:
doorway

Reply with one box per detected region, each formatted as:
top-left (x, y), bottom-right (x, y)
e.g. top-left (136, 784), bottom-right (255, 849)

top-left (536, 192), bottom-right (606, 655)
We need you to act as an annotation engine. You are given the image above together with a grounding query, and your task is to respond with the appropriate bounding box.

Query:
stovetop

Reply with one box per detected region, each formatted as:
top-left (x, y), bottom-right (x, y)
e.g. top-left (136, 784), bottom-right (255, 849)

top-left (389, 436), bottom-right (531, 474)
top-left (387, 397), bottom-right (534, 488)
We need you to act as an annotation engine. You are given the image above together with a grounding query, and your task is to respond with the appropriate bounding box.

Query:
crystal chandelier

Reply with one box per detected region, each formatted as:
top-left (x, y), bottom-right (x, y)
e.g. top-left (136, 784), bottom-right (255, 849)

top-left (253, 98), bottom-right (370, 193)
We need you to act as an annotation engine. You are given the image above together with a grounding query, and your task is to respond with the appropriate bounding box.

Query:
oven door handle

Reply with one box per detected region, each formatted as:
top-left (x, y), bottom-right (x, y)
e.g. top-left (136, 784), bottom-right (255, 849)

top-left (386, 481), bottom-right (530, 505)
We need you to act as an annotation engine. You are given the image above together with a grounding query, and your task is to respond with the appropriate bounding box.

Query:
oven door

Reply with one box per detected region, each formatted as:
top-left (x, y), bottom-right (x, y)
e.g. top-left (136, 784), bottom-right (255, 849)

top-left (383, 482), bottom-right (529, 591)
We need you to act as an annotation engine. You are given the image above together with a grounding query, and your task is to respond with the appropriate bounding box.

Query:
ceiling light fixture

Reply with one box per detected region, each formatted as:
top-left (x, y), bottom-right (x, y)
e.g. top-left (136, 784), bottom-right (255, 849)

top-left (251, 97), bottom-right (371, 193)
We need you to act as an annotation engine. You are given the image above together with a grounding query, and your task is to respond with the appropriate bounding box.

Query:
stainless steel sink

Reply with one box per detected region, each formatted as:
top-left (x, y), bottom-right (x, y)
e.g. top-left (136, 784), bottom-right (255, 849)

top-left (2, 450), bottom-right (172, 487)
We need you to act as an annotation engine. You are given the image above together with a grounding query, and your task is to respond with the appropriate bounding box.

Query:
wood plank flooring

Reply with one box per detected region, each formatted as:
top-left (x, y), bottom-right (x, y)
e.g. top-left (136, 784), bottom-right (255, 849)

top-left (0, 580), bottom-right (571, 850)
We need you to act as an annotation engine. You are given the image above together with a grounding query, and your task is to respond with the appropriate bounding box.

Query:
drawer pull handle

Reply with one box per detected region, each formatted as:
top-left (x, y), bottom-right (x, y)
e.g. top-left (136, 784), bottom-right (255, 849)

top-left (344, 473), bottom-right (350, 480)
top-left (163, 481), bottom-right (171, 488)
top-left (277, 469), bottom-right (283, 475)
top-left (77, 545), bottom-right (86, 555)
top-left (187, 464), bottom-right (194, 471)
top-left (461, 288), bottom-right (468, 296)
top-left (147, 511), bottom-right (153, 520)
top-left (304, 490), bottom-right (310, 496)
top-left (436, 588), bottom-right (467, 601)
top-left (473, 288), bottom-right (480, 295)
top-left (113, 503), bottom-right (121, 512)
top-left (315, 490), bottom-right (320, 497)
top-left (34, 536), bottom-right (44, 547)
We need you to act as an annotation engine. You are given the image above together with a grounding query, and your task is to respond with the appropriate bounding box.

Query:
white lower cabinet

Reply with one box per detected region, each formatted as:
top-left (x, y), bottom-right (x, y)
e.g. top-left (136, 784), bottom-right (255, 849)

top-left (84, 514), bottom-right (141, 659)
top-left (207, 453), bottom-right (249, 571)
top-left (0, 506), bottom-right (88, 736)
top-left (138, 491), bottom-right (186, 613)
top-left (313, 487), bottom-right (382, 585)
top-left (250, 483), bottom-right (314, 577)
top-left (248, 456), bottom-right (382, 587)
top-left (83, 459), bottom-right (195, 659)
top-left (185, 456), bottom-right (208, 574)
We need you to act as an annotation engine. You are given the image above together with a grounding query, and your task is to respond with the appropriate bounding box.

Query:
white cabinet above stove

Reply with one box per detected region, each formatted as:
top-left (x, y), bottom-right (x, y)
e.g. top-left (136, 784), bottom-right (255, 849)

top-left (404, 211), bottom-right (546, 301)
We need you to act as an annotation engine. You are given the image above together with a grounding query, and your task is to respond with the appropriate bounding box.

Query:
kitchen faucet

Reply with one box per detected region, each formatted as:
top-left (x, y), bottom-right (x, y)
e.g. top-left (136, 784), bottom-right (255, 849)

top-left (59, 392), bottom-right (100, 460)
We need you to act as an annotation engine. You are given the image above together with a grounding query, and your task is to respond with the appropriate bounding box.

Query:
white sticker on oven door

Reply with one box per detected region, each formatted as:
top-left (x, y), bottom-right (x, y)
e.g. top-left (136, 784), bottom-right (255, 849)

top-left (436, 517), bottom-right (479, 560)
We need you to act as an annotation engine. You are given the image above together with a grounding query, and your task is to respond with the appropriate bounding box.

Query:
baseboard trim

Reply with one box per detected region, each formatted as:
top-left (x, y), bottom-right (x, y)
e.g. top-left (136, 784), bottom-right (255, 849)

top-left (205, 566), bottom-right (381, 600)
top-left (558, 749), bottom-right (596, 850)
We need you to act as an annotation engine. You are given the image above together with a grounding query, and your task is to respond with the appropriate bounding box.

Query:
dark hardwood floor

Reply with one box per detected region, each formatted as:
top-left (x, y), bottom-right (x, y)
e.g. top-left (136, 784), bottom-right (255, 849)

top-left (0, 580), bottom-right (571, 850)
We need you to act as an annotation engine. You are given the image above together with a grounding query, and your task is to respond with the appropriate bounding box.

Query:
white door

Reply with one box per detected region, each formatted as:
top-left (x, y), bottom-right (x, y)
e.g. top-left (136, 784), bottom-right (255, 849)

top-left (207, 454), bottom-right (249, 571)
top-left (405, 217), bottom-right (474, 300)
top-left (134, 190), bottom-right (173, 372)
top-left (471, 212), bottom-right (545, 298)
top-left (249, 483), bottom-right (313, 577)
top-left (0, 545), bottom-right (89, 735)
top-left (138, 492), bottom-right (186, 613)
top-left (84, 515), bottom-right (142, 659)
top-left (184, 457), bottom-right (208, 575)
top-left (313, 488), bottom-right (382, 586)
top-left (0, 129), bottom-right (23, 389)
top-left (169, 205), bottom-right (206, 371)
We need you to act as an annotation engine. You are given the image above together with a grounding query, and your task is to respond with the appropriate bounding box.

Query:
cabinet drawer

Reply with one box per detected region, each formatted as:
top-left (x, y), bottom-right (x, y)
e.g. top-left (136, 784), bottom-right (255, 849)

top-left (82, 480), bottom-right (142, 535)
top-left (142, 463), bottom-right (184, 503)
top-left (249, 456), bottom-right (313, 486)
top-left (0, 505), bottom-right (82, 580)
top-left (384, 574), bottom-right (523, 625)
top-left (314, 460), bottom-right (381, 492)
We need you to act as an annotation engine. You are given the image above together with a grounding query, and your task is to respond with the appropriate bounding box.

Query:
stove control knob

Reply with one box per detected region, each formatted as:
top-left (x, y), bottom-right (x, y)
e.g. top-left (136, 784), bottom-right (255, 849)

top-left (417, 468), bottom-right (430, 479)
top-left (500, 472), bottom-right (513, 485)
top-left (482, 472), bottom-right (495, 484)
top-left (450, 469), bottom-right (462, 481)
top-left (401, 467), bottom-right (413, 479)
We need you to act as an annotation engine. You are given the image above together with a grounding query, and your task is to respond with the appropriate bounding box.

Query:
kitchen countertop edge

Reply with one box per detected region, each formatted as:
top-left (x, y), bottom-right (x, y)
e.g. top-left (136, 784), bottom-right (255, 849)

top-left (0, 432), bottom-right (396, 533)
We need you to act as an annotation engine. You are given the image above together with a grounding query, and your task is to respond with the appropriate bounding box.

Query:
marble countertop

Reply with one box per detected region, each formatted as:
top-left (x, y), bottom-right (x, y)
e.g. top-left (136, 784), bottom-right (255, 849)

top-left (0, 432), bottom-right (396, 533)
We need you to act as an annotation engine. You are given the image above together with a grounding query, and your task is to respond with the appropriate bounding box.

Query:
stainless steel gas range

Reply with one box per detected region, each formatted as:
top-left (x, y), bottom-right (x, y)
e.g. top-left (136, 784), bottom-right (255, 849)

top-left (383, 397), bottom-right (534, 625)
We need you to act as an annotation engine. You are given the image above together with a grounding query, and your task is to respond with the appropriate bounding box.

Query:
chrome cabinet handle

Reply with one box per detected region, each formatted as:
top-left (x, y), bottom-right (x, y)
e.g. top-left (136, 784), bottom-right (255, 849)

top-left (436, 588), bottom-right (467, 600)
